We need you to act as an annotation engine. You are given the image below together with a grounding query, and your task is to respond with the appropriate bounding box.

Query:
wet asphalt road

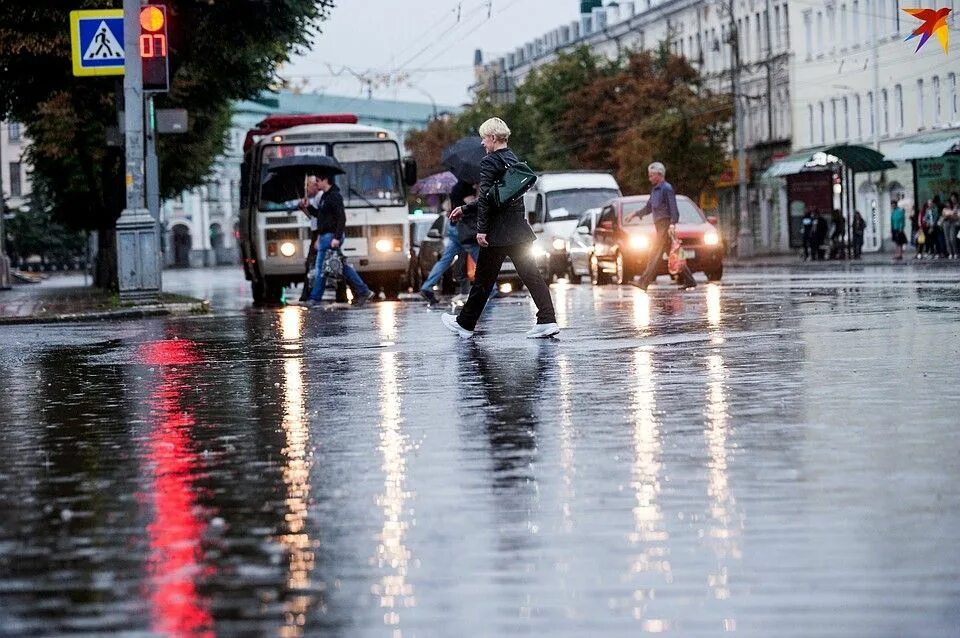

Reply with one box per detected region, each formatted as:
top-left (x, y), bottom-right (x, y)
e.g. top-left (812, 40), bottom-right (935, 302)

top-left (1, 266), bottom-right (959, 637)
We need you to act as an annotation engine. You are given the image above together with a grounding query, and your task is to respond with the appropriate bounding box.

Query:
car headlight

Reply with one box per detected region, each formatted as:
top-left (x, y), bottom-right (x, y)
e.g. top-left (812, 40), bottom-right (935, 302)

top-left (531, 244), bottom-right (548, 258)
top-left (628, 234), bottom-right (650, 250)
top-left (375, 238), bottom-right (394, 253)
top-left (279, 241), bottom-right (297, 257)
top-left (703, 231), bottom-right (720, 246)
top-left (551, 237), bottom-right (566, 251)
top-left (499, 282), bottom-right (513, 294)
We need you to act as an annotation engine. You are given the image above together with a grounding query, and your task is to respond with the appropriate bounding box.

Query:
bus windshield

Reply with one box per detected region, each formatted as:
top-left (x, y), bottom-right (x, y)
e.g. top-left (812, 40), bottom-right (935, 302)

top-left (333, 142), bottom-right (404, 208)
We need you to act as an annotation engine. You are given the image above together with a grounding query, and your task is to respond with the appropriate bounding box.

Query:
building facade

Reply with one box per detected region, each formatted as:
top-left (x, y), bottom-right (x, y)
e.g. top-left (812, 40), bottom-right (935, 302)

top-left (162, 91), bottom-right (446, 268)
top-left (1, 120), bottom-right (30, 212)
top-left (475, 0), bottom-right (958, 254)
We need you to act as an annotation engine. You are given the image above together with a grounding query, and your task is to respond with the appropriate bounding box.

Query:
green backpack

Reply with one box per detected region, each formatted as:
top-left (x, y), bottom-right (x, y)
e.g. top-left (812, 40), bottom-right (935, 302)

top-left (489, 160), bottom-right (538, 209)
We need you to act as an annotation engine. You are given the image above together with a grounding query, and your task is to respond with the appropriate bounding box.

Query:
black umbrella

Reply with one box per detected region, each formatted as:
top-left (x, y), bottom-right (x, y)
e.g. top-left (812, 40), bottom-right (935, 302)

top-left (266, 155), bottom-right (345, 176)
top-left (441, 136), bottom-right (486, 183)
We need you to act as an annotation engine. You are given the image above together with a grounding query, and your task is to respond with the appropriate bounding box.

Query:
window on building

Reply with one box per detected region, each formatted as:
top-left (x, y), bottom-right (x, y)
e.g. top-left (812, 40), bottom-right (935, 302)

top-left (840, 4), bottom-right (848, 45)
top-left (808, 104), bottom-right (815, 144)
top-left (819, 101), bottom-right (826, 143)
top-left (949, 73), bottom-right (958, 120)
top-left (827, 6), bottom-right (837, 53)
top-left (895, 84), bottom-right (904, 131)
top-left (855, 94), bottom-right (863, 138)
top-left (892, 0), bottom-right (899, 32)
top-left (933, 76), bottom-right (941, 124)
top-left (756, 12), bottom-right (763, 57)
top-left (9, 162), bottom-right (21, 197)
top-left (7, 122), bottom-right (20, 142)
top-left (852, 0), bottom-right (860, 44)
top-left (843, 96), bottom-right (850, 139)
top-left (831, 99), bottom-right (838, 139)
top-left (816, 11), bottom-right (824, 54)
top-left (784, 4), bottom-right (790, 48)
top-left (882, 89), bottom-right (890, 135)
top-left (744, 16), bottom-right (751, 60)
top-left (804, 11), bottom-right (813, 59)
top-left (774, 6), bottom-right (782, 50)
top-left (918, 79), bottom-right (925, 128)
top-left (868, 91), bottom-right (875, 136)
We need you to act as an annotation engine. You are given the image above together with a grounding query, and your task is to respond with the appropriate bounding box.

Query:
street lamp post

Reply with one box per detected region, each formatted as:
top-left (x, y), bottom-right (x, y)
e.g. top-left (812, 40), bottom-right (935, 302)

top-left (0, 124), bottom-right (11, 289)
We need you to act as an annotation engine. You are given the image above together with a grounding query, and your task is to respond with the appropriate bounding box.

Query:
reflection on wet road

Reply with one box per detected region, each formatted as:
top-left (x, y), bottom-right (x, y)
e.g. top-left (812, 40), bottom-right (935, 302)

top-left (1, 268), bottom-right (959, 637)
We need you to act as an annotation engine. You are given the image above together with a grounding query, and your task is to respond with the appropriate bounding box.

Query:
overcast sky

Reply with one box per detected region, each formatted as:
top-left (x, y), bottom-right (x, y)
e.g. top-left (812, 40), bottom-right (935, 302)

top-left (281, 0), bottom-right (581, 107)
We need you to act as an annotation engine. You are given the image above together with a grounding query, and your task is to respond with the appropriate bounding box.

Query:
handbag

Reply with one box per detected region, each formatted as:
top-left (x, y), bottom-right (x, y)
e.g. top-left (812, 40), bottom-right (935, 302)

top-left (916, 228), bottom-right (926, 245)
top-left (489, 160), bottom-right (537, 209)
top-left (323, 250), bottom-right (344, 280)
top-left (667, 234), bottom-right (685, 275)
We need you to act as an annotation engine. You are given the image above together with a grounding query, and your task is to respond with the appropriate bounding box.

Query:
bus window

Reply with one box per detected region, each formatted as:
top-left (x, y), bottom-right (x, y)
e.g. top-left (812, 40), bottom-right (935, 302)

top-left (333, 142), bottom-right (404, 207)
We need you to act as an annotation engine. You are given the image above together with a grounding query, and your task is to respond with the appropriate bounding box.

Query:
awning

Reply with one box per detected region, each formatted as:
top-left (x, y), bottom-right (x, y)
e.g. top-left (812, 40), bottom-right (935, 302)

top-left (823, 144), bottom-right (896, 172)
top-left (761, 147), bottom-right (826, 179)
top-left (762, 144), bottom-right (896, 180)
top-left (883, 129), bottom-right (960, 161)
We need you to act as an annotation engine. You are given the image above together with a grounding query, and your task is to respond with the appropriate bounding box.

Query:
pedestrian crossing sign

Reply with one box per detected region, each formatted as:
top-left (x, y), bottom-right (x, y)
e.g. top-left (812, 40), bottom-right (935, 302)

top-left (70, 10), bottom-right (125, 77)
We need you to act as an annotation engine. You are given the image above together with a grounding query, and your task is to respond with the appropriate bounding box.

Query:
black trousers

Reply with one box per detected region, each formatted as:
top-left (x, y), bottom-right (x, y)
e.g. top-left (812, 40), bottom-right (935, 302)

top-left (457, 243), bottom-right (557, 331)
top-left (638, 219), bottom-right (696, 289)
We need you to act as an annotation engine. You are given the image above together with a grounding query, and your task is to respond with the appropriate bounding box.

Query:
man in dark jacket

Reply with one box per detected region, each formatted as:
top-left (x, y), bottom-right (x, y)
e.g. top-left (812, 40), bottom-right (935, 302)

top-left (306, 173), bottom-right (376, 306)
top-left (441, 117), bottom-right (558, 339)
top-left (624, 161), bottom-right (697, 291)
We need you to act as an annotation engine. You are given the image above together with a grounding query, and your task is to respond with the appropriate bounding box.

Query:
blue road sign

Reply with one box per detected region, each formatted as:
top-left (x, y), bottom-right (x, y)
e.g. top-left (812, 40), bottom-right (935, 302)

top-left (70, 10), bottom-right (125, 77)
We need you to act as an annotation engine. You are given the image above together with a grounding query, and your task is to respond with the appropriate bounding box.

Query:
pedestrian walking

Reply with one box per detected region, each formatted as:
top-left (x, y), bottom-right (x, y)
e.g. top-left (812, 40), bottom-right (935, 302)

top-left (829, 209), bottom-right (846, 260)
top-left (297, 176), bottom-right (323, 301)
top-left (851, 210), bottom-right (866, 259)
top-left (812, 211), bottom-right (829, 261)
top-left (890, 200), bottom-right (907, 260)
top-left (623, 162), bottom-right (697, 290)
top-left (306, 172), bottom-right (376, 306)
top-left (420, 180), bottom-right (482, 305)
top-left (942, 193), bottom-right (959, 259)
top-left (801, 209), bottom-right (814, 261)
top-left (441, 117), bottom-right (559, 339)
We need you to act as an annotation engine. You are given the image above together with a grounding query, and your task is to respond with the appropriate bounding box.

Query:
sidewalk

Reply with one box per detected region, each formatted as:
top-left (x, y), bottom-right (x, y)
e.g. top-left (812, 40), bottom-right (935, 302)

top-left (0, 273), bottom-right (208, 325)
top-left (727, 249), bottom-right (960, 269)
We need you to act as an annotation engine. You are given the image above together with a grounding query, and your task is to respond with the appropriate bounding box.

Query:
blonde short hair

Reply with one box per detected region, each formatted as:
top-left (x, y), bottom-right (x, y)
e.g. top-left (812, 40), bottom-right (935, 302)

top-left (478, 117), bottom-right (511, 142)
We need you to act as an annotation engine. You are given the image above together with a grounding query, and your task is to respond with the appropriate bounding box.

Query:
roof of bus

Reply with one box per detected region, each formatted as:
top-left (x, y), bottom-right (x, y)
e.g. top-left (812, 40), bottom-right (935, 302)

top-left (268, 122), bottom-right (398, 141)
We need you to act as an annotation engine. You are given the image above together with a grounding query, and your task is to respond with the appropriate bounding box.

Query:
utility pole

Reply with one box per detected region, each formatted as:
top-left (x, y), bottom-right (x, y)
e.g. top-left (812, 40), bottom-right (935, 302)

top-left (116, 0), bottom-right (161, 301)
top-left (727, 0), bottom-right (753, 258)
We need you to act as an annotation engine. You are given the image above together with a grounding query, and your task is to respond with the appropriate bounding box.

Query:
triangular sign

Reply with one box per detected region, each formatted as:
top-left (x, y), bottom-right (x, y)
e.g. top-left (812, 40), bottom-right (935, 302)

top-left (82, 21), bottom-right (124, 60)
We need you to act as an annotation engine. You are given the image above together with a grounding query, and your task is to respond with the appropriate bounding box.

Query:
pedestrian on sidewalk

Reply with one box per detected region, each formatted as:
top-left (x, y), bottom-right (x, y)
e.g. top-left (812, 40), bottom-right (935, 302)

top-left (441, 117), bottom-right (559, 339)
top-left (851, 210), bottom-right (866, 259)
top-left (812, 210), bottom-right (829, 261)
top-left (942, 193), bottom-right (959, 259)
top-left (801, 209), bottom-right (814, 261)
top-left (829, 209), bottom-right (846, 260)
top-left (890, 200), bottom-right (907, 260)
top-left (306, 172), bottom-right (376, 306)
top-left (623, 162), bottom-right (697, 290)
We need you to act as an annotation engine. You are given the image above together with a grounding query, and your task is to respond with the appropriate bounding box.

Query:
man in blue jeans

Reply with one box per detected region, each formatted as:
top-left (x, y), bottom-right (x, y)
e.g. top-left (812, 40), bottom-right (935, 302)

top-left (420, 216), bottom-right (481, 304)
top-left (307, 173), bottom-right (376, 306)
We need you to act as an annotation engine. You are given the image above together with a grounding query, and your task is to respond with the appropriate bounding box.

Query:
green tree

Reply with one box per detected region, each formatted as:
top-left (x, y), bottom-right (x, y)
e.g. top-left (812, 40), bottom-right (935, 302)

top-left (0, 1), bottom-right (332, 288)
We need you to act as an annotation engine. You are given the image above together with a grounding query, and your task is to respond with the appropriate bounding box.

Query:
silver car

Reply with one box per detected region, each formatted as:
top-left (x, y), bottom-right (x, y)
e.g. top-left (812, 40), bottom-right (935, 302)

top-left (565, 207), bottom-right (602, 283)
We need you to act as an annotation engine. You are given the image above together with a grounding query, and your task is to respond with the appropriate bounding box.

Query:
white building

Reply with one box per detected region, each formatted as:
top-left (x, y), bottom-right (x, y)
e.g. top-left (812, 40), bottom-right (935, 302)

top-left (1, 120), bottom-right (30, 212)
top-left (162, 91), bottom-right (447, 267)
top-left (475, 0), bottom-right (959, 254)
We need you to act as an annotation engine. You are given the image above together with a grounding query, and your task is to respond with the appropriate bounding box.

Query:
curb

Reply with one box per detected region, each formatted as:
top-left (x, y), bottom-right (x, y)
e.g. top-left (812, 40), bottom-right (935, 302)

top-left (0, 300), bottom-right (210, 326)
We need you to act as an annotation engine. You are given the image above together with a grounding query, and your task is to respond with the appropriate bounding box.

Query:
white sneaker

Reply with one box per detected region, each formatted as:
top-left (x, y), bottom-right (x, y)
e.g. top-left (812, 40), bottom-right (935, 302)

top-left (525, 322), bottom-right (560, 339)
top-left (441, 313), bottom-right (474, 339)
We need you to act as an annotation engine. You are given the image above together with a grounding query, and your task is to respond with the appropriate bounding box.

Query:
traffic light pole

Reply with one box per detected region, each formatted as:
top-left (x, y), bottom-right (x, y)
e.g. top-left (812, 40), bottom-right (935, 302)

top-left (117, 0), bottom-right (161, 301)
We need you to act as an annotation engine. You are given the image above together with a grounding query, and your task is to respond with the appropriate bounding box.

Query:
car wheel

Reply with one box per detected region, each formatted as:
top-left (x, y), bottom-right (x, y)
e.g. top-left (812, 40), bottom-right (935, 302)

top-left (705, 264), bottom-right (724, 281)
top-left (567, 262), bottom-right (582, 284)
top-left (590, 255), bottom-right (608, 285)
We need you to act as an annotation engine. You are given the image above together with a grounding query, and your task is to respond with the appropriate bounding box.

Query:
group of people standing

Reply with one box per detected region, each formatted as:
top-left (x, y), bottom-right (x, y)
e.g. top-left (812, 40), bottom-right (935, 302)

top-left (909, 193), bottom-right (960, 259)
top-left (800, 208), bottom-right (867, 261)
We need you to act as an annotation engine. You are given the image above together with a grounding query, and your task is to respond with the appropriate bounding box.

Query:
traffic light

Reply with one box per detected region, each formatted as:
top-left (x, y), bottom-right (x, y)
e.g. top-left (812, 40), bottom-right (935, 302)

top-left (139, 5), bottom-right (169, 92)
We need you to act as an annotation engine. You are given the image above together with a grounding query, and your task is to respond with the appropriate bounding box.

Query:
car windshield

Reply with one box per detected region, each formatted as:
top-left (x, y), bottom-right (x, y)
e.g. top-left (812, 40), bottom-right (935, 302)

top-left (334, 142), bottom-right (405, 208)
top-left (623, 198), bottom-right (706, 225)
top-left (546, 189), bottom-right (619, 222)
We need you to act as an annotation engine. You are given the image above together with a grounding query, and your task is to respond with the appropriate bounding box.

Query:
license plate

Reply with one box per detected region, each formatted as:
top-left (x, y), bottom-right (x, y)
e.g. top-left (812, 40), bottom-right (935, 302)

top-left (293, 145), bottom-right (326, 156)
top-left (680, 248), bottom-right (696, 259)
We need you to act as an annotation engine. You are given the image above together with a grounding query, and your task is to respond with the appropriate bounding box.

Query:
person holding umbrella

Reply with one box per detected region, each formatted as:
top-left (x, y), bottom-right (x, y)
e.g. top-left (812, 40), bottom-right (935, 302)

top-left (441, 118), bottom-right (558, 339)
top-left (306, 168), bottom-right (376, 307)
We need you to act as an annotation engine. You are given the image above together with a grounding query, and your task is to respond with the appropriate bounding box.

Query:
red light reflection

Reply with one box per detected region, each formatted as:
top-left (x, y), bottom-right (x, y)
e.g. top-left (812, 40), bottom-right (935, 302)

top-left (140, 339), bottom-right (214, 637)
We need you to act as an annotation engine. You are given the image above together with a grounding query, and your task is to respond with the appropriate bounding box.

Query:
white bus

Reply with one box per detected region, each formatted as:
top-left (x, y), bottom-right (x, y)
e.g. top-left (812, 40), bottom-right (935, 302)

top-left (239, 114), bottom-right (417, 304)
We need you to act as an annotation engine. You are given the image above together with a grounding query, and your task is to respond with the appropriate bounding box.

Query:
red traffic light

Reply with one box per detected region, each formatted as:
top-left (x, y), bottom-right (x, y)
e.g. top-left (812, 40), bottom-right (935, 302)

top-left (140, 6), bottom-right (165, 32)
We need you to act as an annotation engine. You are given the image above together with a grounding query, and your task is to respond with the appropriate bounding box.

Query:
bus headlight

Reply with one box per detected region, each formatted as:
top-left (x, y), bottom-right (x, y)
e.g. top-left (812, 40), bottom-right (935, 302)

top-left (704, 231), bottom-right (720, 246)
top-left (551, 237), bottom-right (566, 251)
top-left (629, 234), bottom-right (650, 250)
top-left (279, 241), bottom-right (297, 257)
top-left (375, 238), bottom-right (394, 253)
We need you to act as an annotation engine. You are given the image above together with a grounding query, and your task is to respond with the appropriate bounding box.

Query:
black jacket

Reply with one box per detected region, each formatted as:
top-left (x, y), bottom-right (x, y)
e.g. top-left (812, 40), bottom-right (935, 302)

top-left (461, 148), bottom-right (536, 247)
top-left (308, 184), bottom-right (346, 238)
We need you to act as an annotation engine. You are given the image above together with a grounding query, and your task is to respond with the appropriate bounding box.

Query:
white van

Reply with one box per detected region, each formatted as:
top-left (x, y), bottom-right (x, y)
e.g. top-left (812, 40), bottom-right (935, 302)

top-left (522, 171), bottom-right (621, 280)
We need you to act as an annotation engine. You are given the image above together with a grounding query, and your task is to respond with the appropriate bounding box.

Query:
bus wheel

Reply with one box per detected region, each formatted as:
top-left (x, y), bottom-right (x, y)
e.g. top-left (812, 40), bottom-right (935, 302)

top-left (335, 280), bottom-right (348, 303)
top-left (252, 277), bottom-right (284, 306)
top-left (251, 279), bottom-right (266, 306)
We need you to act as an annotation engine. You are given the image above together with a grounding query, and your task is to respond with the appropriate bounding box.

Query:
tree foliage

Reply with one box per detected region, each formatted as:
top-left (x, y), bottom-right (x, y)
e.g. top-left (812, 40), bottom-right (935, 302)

top-left (0, 0), bottom-right (333, 286)
top-left (405, 44), bottom-right (731, 200)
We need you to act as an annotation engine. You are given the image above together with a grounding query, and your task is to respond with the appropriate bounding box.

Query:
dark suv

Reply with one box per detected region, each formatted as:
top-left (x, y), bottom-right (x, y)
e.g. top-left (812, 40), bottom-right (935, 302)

top-left (590, 195), bottom-right (724, 285)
